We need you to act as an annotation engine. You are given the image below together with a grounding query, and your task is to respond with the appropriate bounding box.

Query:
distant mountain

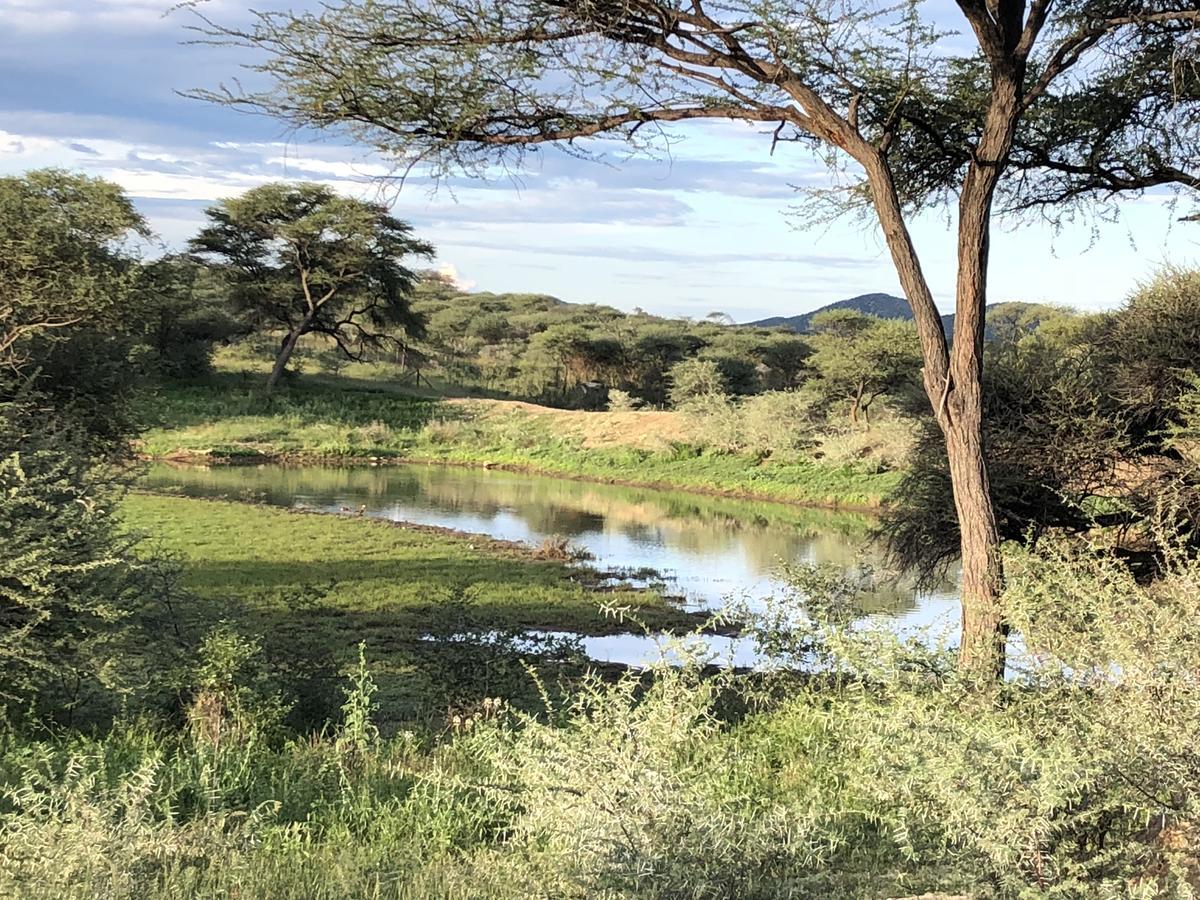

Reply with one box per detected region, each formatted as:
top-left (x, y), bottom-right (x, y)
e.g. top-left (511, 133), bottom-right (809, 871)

top-left (747, 294), bottom-right (1060, 339)
top-left (746, 293), bottom-right (946, 333)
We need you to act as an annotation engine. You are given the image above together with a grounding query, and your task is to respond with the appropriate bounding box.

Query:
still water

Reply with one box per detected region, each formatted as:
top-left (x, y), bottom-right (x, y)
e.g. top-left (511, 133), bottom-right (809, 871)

top-left (143, 462), bottom-right (960, 666)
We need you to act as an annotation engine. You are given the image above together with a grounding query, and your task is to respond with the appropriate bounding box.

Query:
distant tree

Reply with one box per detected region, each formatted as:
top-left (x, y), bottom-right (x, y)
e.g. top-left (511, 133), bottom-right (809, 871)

top-left (668, 358), bottom-right (729, 407)
top-left (189, 183), bottom-right (433, 392)
top-left (426, 303), bottom-right (480, 356)
top-left (197, 0), bottom-right (1200, 675)
top-left (701, 353), bottom-right (759, 396)
top-left (983, 302), bottom-right (1075, 344)
top-left (414, 268), bottom-right (459, 301)
top-left (758, 334), bottom-right (813, 389)
top-left (628, 326), bottom-right (705, 404)
top-left (469, 312), bottom-right (513, 345)
top-left (135, 255), bottom-right (247, 377)
top-left (809, 311), bottom-right (921, 425)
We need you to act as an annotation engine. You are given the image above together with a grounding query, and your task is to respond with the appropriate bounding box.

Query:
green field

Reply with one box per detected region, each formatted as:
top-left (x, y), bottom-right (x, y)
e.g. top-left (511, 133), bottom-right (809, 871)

top-left (121, 492), bottom-right (701, 725)
top-left (136, 375), bottom-right (902, 508)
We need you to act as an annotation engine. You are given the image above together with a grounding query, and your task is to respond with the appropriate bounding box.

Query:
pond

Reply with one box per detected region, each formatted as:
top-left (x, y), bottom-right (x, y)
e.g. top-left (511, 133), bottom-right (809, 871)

top-left (142, 462), bottom-right (960, 667)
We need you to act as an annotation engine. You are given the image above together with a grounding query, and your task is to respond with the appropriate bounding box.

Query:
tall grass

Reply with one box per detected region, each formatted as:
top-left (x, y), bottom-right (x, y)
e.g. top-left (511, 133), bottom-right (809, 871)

top-left (6, 537), bottom-right (1200, 897)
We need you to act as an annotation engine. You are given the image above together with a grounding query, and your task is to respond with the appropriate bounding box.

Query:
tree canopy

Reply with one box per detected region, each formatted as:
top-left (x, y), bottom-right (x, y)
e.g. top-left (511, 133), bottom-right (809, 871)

top-left (808, 310), bottom-right (922, 424)
top-left (189, 182), bottom-right (433, 390)
top-left (0, 169), bottom-right (148, 370)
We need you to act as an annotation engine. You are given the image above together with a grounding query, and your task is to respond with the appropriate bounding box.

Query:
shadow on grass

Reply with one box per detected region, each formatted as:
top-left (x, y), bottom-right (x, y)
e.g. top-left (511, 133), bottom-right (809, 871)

top-left (175, 583), bottom-right (600, 732)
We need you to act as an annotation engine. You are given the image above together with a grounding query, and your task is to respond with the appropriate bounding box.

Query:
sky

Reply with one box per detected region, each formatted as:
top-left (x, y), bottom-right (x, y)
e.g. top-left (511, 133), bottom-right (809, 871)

top-left (1, 0), bottom-right (1196, 321)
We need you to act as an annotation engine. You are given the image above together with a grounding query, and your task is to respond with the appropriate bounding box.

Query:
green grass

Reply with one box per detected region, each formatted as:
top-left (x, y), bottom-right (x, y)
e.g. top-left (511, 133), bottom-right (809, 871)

top-left (121, 493), bottom-right (700, 725)
top-left (136, 375), bottom-right (900, 507)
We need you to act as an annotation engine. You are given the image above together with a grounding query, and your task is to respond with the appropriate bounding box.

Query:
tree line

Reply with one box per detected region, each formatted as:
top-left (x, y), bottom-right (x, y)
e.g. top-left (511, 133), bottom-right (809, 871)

top-left (8, 165), bottom-right (1200, 709)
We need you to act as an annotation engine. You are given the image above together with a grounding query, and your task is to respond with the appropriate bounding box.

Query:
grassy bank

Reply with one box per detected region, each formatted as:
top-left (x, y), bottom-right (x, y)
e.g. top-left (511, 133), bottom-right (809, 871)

top-left (120, 493), bottom-right (700, 725)
top-left (136, 375), bottom-right (903, 507)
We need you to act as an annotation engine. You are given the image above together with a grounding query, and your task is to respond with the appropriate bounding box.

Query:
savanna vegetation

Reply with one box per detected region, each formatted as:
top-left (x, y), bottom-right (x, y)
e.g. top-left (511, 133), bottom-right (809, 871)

top-left (4, 0), bottom-right (1200, 893)
top-left (194, 0), bottom-right (1200, 675)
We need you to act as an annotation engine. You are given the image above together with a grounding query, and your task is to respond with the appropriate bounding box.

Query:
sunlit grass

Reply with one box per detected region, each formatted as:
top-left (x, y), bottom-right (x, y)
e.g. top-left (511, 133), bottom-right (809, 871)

top-left (121, 492), bottom-right (699, 724)
top-left (136, 376), bottom-right (900, 507)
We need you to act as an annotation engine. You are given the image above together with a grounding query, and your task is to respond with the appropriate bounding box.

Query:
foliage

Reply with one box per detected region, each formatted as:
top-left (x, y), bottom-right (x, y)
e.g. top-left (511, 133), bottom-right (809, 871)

top-left (133, 255), bottom-right (248, 377)
top-left (190, 0), bottom-right (1200, 222)
top-left (1098, 266), bottom-right (1200, 443)
top-left (667, 357), bottom-right (728, 407)
top-left (807, 311), bottom-right (921, 424)
top-left (0, 170), bottom-right (153, 459)
top-left (884, 271), bottom-right (1200, 583)
top-left (1168, 373), bottom-right (1200, 469)
top-left (680, 390), bottom-right (823, 459)
top-left (605, 389), bottom-right (641, 412)
top-left (0, 169), bottom-right (147, 370)
top-left (0, 171), bottom-right (194, 724)
top-left (189, 182), bottom-right (433, 388)
top-left (228, 276), bottom-right (816, 409)
top-left (0, 412), bottom-right (153, 723)
top-left (337, 643), bottom-right (380, 755)
top-left (186, 624), bottom-right (290, 748)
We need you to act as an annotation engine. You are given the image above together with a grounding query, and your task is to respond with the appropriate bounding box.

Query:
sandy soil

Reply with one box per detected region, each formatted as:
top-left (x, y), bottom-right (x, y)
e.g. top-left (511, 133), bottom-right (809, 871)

top-left (444, 398), bottom-right (700, 450)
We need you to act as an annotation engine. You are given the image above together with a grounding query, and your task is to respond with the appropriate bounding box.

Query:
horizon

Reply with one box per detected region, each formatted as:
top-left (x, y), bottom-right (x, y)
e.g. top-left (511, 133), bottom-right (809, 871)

top-left (1, 0), bottom-right (1197, 321)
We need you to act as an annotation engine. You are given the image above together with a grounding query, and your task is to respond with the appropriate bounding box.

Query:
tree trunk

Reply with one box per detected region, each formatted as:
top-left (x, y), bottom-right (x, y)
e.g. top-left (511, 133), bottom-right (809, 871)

top-left (946, 64), bottom-right (1024, 679)
top-left (266, 326), bottom-right (305, 393)
top-left (861, 149), bottom-right (1008, 678)
top-left (943, 394), bottom-right (1006, 677)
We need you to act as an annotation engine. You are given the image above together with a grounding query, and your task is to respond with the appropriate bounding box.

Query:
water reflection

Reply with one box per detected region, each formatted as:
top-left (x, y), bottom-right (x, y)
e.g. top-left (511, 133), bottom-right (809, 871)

top-left (143, 461), bottom-right (959, 637)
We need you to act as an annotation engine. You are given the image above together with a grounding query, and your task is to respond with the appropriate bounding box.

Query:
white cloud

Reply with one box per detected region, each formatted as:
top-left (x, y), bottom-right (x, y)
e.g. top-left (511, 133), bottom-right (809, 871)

top-left (263, 155), bottom-right (394, 180)
top-left (436, 264), bottom-right (477, 292)
top-left (0, 0), bottom-right (254, 32)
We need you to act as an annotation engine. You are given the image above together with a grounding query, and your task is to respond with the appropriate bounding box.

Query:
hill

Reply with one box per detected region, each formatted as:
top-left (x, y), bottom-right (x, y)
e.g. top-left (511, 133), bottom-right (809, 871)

top-left (747, 295), bottom-right (1062, 339)
top-left (747, 293), bottom-right (921, 332)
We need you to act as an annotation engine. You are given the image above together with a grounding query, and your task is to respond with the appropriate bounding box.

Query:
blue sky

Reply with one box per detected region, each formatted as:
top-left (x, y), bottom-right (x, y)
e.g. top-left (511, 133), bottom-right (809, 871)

top-left (1, 0), bottom-right (1196, 321)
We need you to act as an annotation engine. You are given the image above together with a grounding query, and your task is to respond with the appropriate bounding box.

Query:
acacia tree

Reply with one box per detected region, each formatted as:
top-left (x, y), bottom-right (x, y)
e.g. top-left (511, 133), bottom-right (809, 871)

top-left (194, 0), bottom-right (1200, 675)
top-left (190, 182), bottom-right (433, 391)
top-left (809, 310), bottom-right (921, 424)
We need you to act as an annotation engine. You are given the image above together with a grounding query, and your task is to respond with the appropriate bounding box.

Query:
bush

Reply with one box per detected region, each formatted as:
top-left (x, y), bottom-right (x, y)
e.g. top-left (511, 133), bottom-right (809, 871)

top-left (668, 358), bottom-right (728, 407)
top-left (681, 389), bottom-right (820, 457)
top-left (737, 537), bottom-right (1200, 897)
top-left (813, 411), bottom-right (917, 471)
top-left (606, 388), bottom-right (642, 411)
top-left (0, 410), bottom-right (151, 723)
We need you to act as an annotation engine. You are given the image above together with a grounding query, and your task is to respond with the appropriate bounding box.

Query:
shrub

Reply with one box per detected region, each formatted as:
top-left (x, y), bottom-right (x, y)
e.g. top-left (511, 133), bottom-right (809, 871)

top-left (0, 405), bottom-right (169, 724)
top-left (737, 539), bottom-right (1200, 897)
top-left (606, 388), bottom-right (642, 411)
top-left (737, 389), bottom-right (822, 456)
top-left (474, 669), bottom-right (851, 898)
top-left (668, 358), bottom-right (729, 407)
top-left (681, 389), bottom-right (820, 457)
